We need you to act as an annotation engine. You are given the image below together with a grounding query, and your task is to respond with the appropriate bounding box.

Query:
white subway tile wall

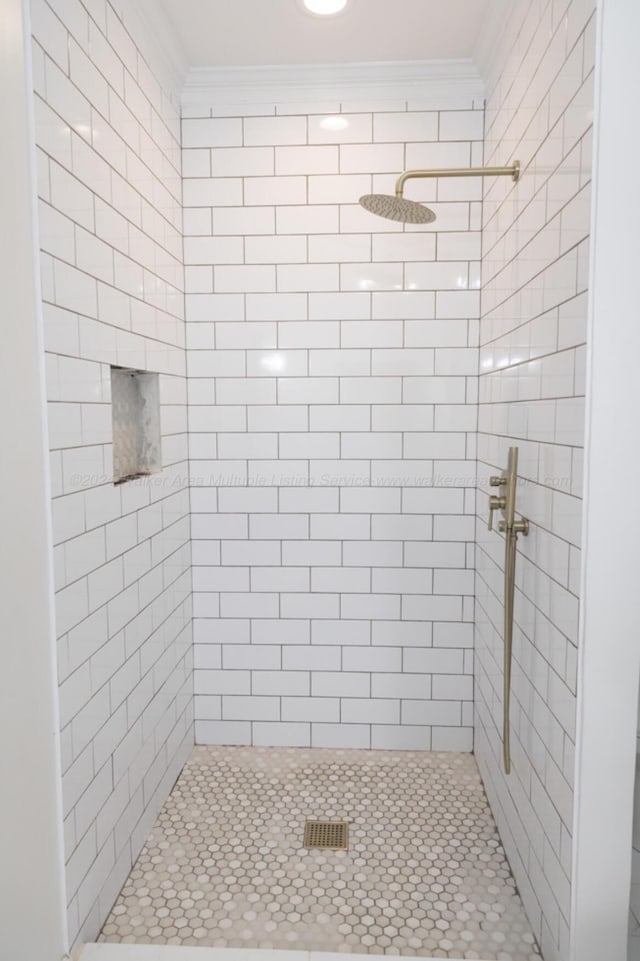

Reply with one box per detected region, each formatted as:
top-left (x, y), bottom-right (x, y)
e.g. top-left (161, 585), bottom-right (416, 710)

top-left (474, 3), bottom-right (594, 960)
top-left (184, 99), bottom-right (484, 752)
top-left (32, 0), bottom-right (192, 947)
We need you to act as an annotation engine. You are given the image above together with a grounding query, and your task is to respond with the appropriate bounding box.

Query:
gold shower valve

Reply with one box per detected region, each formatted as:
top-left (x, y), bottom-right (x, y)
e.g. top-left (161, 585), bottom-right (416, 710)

top-left (490, 475), bottom-right (507, 487)
top-left (498, 517), bottom-right (529, 535)
top-left (488, 495), bottom-right (506, 531)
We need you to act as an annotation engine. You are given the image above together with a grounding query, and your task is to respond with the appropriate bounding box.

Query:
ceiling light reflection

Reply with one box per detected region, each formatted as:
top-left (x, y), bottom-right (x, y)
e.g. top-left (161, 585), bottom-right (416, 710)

top-left (302, 0), bottom-right (348, 14)
top-left (319, 116), bottom-right (350, 131)
top-left (260, 353), bottom-right (286, 373)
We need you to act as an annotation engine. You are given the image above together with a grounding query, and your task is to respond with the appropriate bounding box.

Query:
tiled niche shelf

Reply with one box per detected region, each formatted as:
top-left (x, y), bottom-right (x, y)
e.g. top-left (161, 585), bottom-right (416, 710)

top-left (110, 366), bottom-right (161, 485)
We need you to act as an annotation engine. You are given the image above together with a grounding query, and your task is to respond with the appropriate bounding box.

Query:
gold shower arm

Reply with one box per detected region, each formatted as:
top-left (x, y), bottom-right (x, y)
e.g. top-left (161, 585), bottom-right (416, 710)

top-left (395, 161), bottom-right (520, 198)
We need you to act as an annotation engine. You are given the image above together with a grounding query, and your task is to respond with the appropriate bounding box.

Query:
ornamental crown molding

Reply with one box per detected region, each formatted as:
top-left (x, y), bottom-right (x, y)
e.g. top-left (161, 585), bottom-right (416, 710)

top-left (182, 59), bottom-right (485, 110)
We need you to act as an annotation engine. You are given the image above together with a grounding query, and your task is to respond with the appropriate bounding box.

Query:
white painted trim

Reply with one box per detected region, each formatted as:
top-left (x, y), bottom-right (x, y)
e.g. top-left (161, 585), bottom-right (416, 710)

top-left (182, 59), bottom-right (485, 108)
top-left (0, 1), bottom-right (67, 959)
top-left (570, 1), bottom-right (640, 960)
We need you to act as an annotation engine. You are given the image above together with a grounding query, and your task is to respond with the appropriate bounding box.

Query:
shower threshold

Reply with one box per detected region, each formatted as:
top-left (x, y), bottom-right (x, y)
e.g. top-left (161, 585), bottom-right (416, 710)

top-left (80, 945), bottom-right (495, 961)
top-left (94, 745), bottom-right (540, 960)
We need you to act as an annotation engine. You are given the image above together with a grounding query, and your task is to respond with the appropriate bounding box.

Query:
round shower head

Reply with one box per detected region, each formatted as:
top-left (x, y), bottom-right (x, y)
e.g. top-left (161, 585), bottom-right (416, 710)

top-left (359, 193), bottom-right (436, 225)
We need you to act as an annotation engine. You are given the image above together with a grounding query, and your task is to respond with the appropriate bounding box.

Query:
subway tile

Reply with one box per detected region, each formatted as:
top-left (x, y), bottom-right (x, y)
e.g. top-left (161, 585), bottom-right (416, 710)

top-left (195, 720), bottom-right (252, 744)
top-left (341, 698), bottom-right (400, 724)
top-left (309, 513), bottom-right (370, 540)
top-left (372, 233), bottom-right (436, 263)
top-left (372, 291), bottom-right (436, 320)
top-left (276, 145), bottom-right (339, 175)
top-left (252, 722), bottom-right (311, 747)
top-left (312, 672), bottom-right (370, 697)
top-left (311, 620), bottom-right (370, 646)
top-left (278, 321), bottom-right (340, 349)
top-left (340, 377), bottom-right (401, 404)
top-left (308, 113), bottom-right (372, 144)
top-left (373, 111), bottom-right (438, 142)
top-left (309, 405), bottom-right (370, 430)
top-left (341, 321), bottom-right (403, 348)
top-left (342, 594), bottom-right (400, 620)
top-left (439, 110), bottom-right (485, 141)
top-left (250, 513), bottom-right (308, 539)
top-left (309, 292), bottom-right (371, 320)
top-left (283, 646), bottom-right (341, 671)
top-left (183, 177), bottom-right (243, 206)
top-left (276, 204), bottom-right (339, 234)
top-left (402, 595), bottom-right (463, 621)
top-left (432, 727), bottom-right (473, 751)
top-left (214, 265), bottom-right (276, 294)
top-left (195, 669), bottom-right (250, 696)
top-left (223, 695), bottom-right (280, 721)
top-left (340, 143), bottom-right (404, 174)
top-left (278, 377), bottom-right (338, 405)
top-left (253, 671), bottom-right (310, 696)
top-left (308, 234), bottom-right (371, 263)
top-left (215, 322), bottom-right (277, 350)
top-left (184, 236), bottom-right (244, 265)
top-left (341, 262), bottom-right (403, 292)
top-left (212, 206), bottom-right (275, 236)
top-left (247, 349), bottom-right (308, 376)
top-left (371, 673), bottom-right (431, 699)
top-left (311, 567), bottom-right (370, 594)
top-left (283, 541), bottom-right (341, 566)
top-left (282, 697), bottom-right (340, 723)
top-left (211, 147), bottom-right (273, 177)
top-left (245, 235), bottom-right (307, 264)
top-left (244, 176), bottom-right (307, 206)
top-left (277, 264), bottom-right (339, 292)
top-left (372, 568), bottom-right (432, 595)
top-left (220, 593), bottom-right (279, 618)
top-left (247, 405), bottom-right (309, 432)
top-left (182, 117), bottom-right (242, 149)
top-left (246, 292), bottom-right (307, 321)
top-left (215, 378), bottom-right (276, 405)
top-left (244, 115), bottom-right (307, 145)
top-left (252, 619), bottom-right (311, 645)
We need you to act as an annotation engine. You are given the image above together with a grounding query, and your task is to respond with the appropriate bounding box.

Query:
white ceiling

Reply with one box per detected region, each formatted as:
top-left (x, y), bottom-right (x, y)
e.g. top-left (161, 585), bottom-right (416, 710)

top-left (157, 0), bottom-right (495, 69)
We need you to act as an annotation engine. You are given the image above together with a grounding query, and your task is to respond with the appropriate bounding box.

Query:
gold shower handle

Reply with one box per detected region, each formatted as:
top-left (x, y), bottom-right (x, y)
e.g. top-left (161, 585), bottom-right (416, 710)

top-left (488, 495), bottom-right (506, 531)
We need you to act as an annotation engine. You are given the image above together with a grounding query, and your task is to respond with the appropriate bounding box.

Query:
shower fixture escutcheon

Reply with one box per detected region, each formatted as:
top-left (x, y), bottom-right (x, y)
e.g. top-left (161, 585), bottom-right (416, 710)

top-left (487, 446), bottom-right (529, 776)
top-left (359, 160), bottom-right (521, 224)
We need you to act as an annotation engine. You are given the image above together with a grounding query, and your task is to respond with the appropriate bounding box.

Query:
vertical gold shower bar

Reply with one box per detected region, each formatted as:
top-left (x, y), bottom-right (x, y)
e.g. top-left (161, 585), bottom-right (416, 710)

top-left (502, 529), bottom-right (517, 773)
top-left (488, 447), bottom-right (529, 774)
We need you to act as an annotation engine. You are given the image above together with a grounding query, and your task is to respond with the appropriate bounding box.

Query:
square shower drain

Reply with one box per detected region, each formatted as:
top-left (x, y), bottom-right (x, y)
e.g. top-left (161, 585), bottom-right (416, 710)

top-left (303, 819), bottom-right (349, 850)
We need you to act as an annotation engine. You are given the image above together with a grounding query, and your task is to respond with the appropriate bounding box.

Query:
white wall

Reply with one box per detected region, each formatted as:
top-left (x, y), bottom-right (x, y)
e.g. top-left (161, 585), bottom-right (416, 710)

top-left (474, 1), bottom-right (595, 959)
top-left (182, 76), bottom-right (484, 751)
top-left (571, 1), bottom-right (640, 959)
top-left (30, 0), bottom-right (193, 945)
top-left (0, 2), bottom-right (67, 958)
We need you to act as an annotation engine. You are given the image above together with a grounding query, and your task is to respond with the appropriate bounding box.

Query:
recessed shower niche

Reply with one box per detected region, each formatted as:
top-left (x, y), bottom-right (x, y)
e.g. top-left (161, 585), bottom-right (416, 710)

top-left (110, 366), bottom-right (161, 484)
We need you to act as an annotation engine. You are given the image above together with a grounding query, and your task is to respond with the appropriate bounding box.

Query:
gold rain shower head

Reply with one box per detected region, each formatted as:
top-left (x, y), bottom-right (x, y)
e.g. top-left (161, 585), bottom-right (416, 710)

top-left (359, 161), bottom-right (521, 224)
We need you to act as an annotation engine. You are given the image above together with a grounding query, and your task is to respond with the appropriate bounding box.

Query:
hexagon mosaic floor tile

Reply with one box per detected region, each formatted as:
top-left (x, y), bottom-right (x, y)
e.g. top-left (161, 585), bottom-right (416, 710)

top-left (99, 746), bottom-right (540, 959)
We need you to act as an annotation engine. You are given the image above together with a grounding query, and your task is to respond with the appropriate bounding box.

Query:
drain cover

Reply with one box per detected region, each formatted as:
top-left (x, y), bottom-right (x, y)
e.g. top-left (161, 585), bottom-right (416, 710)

top-left (303, 819), bottom-right (349, 850)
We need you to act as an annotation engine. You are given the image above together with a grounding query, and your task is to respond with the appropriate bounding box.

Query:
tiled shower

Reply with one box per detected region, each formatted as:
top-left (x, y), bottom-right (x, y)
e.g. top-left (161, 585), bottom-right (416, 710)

top-left (26, 0), bottom-right (595, 958)
top-left (184, 100), bottom-right (481, 753)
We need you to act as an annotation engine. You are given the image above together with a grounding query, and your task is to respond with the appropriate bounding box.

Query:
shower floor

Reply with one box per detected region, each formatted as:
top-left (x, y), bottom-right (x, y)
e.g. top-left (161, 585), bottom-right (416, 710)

top-left (99, 745), bottom-right (540, 960)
